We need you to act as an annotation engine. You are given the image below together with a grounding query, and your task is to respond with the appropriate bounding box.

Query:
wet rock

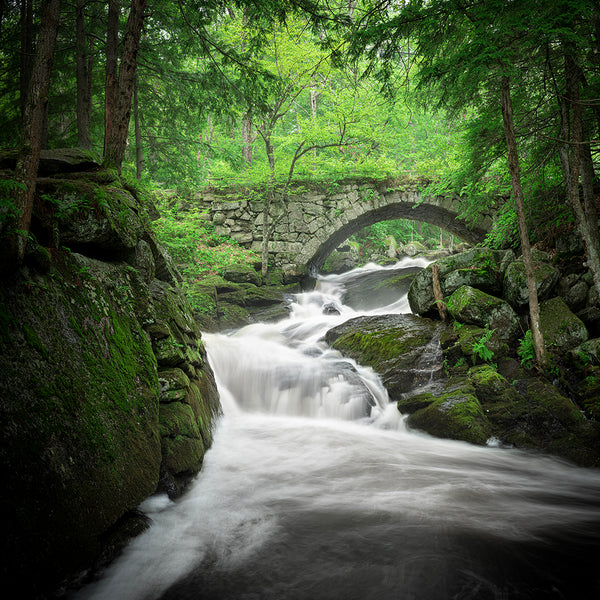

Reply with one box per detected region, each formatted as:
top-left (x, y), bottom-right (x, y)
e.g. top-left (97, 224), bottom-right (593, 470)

top-left (322, 302), bottom-right (341, 315)
top-left (325, 314), bottom-right (448, 399)
top-left (0, 175), bottom-right (221, 597)
top-left (401, 377), bottom-right (493, 445)
top-left (342, 266), bottom-right (421, 311)
top-left (483, 378), bottom-right (599, 466)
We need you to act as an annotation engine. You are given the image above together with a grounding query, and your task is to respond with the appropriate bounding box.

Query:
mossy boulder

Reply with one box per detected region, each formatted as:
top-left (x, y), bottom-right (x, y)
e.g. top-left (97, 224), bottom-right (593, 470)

top-left (402, 240), bottom-right (428, 256)
top-left (408, 248), bottom-right (514, 316)
top-left (467, 364), bottom-right (520, 403)
top-left (0, 175), bottom-right (221, 596)
top-left (223, 262), bottom-right (262, 285)
top-left (325, 314), bottom-right (448, 398)
top-left (443, 323), bottom-right (509, 365)
top-left (35, 178), bottom-right (149, 255)
top-left (482, 378), bottom-right (599, 466)
top-left (503, 259), bottom-right (560, 310)
top-left (540, 296), bottom-right (588, 353)
top-left (401, 377), bottom-right (493, 445)
top-left (447, 285), bottom-right (520, 343)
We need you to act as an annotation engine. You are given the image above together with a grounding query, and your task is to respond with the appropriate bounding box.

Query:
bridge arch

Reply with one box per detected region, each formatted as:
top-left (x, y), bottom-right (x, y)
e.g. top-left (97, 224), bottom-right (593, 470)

top-left (197, 179), bottom-right (492, 274)
top-left (298, 200), bottom-right (487, 274)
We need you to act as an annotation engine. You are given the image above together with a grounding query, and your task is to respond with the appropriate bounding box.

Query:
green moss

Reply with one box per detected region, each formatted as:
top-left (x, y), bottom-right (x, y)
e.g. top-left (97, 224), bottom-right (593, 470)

top-left (23, 323), bottom-right (50, 360)
top-left (406, 378), bottom-right (492, 445)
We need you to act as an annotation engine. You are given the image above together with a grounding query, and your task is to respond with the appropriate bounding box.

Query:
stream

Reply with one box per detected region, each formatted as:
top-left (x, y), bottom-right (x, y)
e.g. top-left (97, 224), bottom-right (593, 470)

top-left (76, 258), bottom-right (600, 600)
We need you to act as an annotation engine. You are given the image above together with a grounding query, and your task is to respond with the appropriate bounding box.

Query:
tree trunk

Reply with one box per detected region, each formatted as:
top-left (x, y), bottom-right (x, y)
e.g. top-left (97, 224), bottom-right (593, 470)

top-left (76, 0), bottom-right (91, 149)
top-left (133, 71), bottom-right (143, 178)
top-left (103, 0), bottom-right (119, 158)
top-left (432, 264), bottom-right (447, 321)
top-left (103, 0), bottom-right (147, 172)
top-left (563, 52), bottom-right (600, 296)
top-left (261, 137), bottom-right (276, 276)
top-left (19, 0), bottom-right (33, 119)
top-left (1, 0), bottom-right (61, 272)
top-left (242, 113), bottom-right (252, 165)
top-left (500, 74), bottom-right (546, 367)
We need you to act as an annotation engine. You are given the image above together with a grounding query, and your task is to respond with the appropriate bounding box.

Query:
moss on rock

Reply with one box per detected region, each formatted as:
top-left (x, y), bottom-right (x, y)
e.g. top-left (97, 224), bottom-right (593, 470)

top-left (540, 296), bottom-right (588, 352)
top-left (403, 377), bottom-right (493, 445)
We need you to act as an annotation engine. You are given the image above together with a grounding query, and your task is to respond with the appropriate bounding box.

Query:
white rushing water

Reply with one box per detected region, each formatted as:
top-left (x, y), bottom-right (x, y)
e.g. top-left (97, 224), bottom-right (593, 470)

top-left (75, 258), bottom-right (600, 600)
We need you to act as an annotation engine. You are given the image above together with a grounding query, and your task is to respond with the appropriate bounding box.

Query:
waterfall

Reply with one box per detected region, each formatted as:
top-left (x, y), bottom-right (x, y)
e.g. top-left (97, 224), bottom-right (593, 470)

top-left (74, 258), bottom-right (600, 600)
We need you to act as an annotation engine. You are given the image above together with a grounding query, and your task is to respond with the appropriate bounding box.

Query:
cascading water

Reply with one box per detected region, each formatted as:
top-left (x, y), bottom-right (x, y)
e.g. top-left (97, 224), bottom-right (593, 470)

top-left (75, 258), bottom-right (600, 600)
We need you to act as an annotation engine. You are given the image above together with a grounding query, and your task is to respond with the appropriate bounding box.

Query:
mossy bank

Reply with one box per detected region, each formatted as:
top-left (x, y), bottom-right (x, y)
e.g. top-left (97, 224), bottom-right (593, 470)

top-left (0, 150), bottom-right (221, 598)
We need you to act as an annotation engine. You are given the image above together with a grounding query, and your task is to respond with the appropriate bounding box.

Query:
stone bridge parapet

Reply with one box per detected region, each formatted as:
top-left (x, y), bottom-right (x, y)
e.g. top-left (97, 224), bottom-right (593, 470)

top-left (193, 178), bottom-right (492, 274)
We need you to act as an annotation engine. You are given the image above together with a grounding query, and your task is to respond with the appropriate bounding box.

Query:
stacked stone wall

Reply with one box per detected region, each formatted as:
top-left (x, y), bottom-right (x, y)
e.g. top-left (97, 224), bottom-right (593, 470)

top-left (193, 179), bottom-right (491, 272)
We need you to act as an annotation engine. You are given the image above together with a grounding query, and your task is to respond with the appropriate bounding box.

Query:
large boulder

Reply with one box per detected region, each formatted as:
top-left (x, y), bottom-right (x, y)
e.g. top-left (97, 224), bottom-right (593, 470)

top-left (325, 314), bottom-right (448, 399)
top-left (540, 296), bottom-right (588, 353)
top-left (503, 259), bottom-right (560, 310)
top-left (0, 175), bottom-right (221, 597)
top-left (399, 377), bottom-right (493, 445)
top-left (447, 285), bottom-right (521, 343)
top-left (408, 248), bottom-right (514, 316)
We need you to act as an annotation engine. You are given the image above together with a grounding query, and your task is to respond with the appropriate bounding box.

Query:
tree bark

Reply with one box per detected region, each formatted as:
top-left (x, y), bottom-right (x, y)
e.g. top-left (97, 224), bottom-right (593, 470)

top-left (500, 74), bottom-right (546, 367)
top-left (563, 51), bottom-right (600, 296)
top-left (76, 0), bottom-right (91, 149)
top-left (103, 0), bottom-right (119, 158)
top-left (2, 0), bottom-right (61, 271)
top-left (19, 0), bottom-right (33, 119)
top-left (242, 113), bottom-right (252, 165)
top-left (133, 70), bottom-right (143, 178)
top-left (103, 0), bottom-right (147, 172)
top-left (432, 264), bottom-right (447, 321)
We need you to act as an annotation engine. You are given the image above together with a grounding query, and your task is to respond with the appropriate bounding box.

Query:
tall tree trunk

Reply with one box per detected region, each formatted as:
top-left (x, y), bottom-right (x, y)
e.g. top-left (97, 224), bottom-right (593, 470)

top-left (103, 0), bottom-right (119, 158)
top-left (133, 71), bottom-right (143, 178)
top-left (261, 135), bottom-right (276, 277)
top-left (563, 52), bottom-right (600, 296)
top-left (103, 0), bottom-right (147, 172)
top-left (500, 74), bottom-right (546, 367)
top-left (76, 0), bottom-right (91, 149)
top-left (242, 113), bottom-right (252, 165)
top-left (1, 0), bottom-right (61, 272)
top-left (310, 82), bottom-right (318, 158)
top-left (19, 0), bottom-right (33, 119)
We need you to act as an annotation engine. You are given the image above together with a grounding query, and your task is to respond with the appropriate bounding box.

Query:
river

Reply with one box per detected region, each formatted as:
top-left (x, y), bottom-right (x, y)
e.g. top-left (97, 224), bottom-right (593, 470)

top-left (76, 258), bottom-right (600, 600)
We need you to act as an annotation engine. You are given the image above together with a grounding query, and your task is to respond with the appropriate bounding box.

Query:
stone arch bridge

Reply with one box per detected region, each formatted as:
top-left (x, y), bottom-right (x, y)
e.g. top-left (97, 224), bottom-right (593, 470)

top-left (195, 178), bottom-right (493, 275)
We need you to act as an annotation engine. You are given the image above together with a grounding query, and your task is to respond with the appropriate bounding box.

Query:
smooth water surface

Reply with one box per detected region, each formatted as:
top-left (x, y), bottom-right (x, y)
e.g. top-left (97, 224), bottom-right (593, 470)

top-left (76, 259), bottom-right (600, 600)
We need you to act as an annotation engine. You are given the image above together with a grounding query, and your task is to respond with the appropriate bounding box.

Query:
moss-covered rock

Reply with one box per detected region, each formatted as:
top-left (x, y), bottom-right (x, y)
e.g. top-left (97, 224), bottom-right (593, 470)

top-left (223, 262), bottom-right (262, 285)
top-left (325, 314), bottom-right (448, 398)
top-left (445, 323), bottom-right (509, 365)
top-left (408, 247), bottom-right (514, 316)
top-left (540, 296), bottom-right (588, 352)
top-left (483, 378), bottom-right (599, 465)
top-left (402, 377), bottom-right (493, 445)
top-left (503, 259), bottom-right (560, 310)
top-left (467, 364), bottom-right (520, 403)
top-left (447, 285), bottom-right (520, 343)
top-left (0, 173), bottom-right (221, 597)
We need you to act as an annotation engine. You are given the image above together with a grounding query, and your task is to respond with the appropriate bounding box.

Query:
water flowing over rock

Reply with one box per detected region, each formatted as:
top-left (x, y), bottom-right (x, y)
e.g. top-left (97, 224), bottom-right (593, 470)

top-left (325, 313), bottom-right (447, 399)
top-left (0, 171), bottom-right (220, 596)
